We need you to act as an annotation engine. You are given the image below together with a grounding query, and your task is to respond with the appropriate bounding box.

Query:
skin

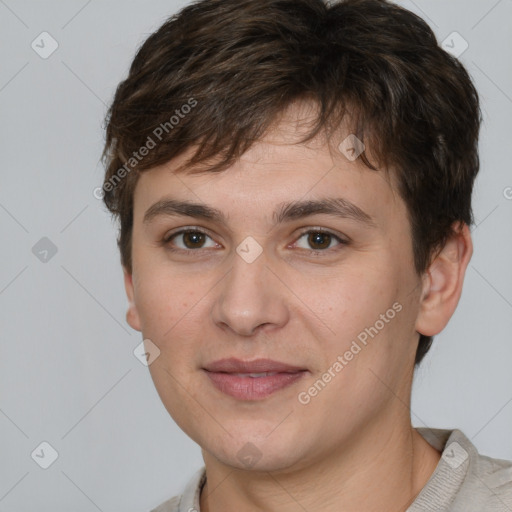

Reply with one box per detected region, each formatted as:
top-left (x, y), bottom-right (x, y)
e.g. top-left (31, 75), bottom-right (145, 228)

top-left (123, 101), bottom-right (473, 512)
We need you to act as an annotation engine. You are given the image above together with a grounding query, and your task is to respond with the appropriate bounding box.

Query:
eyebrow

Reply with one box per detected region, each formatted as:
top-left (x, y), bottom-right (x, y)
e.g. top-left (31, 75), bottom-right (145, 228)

top-left (143, 197), bottom-right (377, 228)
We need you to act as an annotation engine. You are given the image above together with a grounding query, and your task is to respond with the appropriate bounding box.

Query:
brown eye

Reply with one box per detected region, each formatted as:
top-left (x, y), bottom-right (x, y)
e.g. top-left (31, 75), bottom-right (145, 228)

top-left (181, 231), bottom-right (206, 249)
top-left (307, 232), bottom-right (332, 250)
top-left (164, 229), bottom-right (218, 251)
top-left (294, 229), bottom-right (348, 253)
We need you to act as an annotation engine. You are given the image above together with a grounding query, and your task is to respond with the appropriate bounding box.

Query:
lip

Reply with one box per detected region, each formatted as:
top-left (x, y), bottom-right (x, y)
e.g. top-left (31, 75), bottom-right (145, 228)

top-left (203, 358), bottom-right (307, 401)
top-left (203, 357), bottom-right (306, 373)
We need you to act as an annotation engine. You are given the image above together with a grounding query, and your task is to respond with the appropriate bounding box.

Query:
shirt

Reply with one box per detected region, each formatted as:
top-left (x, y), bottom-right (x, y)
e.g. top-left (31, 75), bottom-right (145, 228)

top-left (150, 428), bottom-right (512, 512)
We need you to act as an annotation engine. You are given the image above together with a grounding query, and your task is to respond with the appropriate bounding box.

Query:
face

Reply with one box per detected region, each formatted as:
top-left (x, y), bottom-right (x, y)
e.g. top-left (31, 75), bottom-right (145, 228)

top-left (124, 103), bottom-right (428, 473)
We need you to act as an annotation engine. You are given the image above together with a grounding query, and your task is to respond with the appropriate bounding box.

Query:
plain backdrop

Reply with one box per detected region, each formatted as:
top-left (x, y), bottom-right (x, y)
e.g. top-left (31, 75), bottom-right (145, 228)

top-left (1, 1), bottom-right (511, 510)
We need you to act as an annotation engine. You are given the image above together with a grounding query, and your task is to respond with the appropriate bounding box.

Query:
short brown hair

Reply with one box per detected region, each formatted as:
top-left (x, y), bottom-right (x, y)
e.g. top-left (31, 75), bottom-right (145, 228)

top-left (101, 0), bottom-right (481, 366)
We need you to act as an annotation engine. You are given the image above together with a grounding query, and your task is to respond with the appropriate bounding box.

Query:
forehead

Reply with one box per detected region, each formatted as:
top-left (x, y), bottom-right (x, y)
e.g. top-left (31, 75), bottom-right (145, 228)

top-left (134, 153), bottom-right (402, 238)
top-left (132, 103), bottom-right (404, 230)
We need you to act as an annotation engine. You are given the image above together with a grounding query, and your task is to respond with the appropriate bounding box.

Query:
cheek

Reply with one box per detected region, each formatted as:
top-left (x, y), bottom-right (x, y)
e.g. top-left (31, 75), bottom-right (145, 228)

top-left (306, 264), bottom-right (393, 331)
top-left (134, 270), bottom-right (194, 339)
top-left (312, 263), bottom-right (410, 370)
top-left (146, 360), bottom-right (201, 439)
top-left (134, 270), bottom-right (219, 376)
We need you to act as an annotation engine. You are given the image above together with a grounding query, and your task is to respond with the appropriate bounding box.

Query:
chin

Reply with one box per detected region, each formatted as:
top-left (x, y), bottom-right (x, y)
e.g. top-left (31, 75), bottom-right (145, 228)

top-left (203, 434), bottom-right (309, 473)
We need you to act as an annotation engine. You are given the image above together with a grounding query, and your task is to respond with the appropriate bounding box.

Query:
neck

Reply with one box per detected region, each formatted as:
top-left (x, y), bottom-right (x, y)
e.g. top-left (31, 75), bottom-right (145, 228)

top-left (199, 416), bottom-right (441, 512)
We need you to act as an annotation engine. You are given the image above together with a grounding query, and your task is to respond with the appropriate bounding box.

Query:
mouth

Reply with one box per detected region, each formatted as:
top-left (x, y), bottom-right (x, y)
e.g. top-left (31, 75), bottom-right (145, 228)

top-left (202, 358), bottom-right (308, 401)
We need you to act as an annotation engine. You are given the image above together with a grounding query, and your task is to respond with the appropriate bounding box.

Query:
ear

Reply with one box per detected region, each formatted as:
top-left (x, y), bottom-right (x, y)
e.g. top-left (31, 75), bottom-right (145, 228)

top-left (123, 266), bottom-right (142, 332)
top-left (415, 222), bottom-right (473, 337)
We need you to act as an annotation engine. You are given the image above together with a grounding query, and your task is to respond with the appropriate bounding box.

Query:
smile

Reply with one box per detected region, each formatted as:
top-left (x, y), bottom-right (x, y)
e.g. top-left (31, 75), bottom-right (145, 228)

top-left (202, 358), bottom-right (308, 400)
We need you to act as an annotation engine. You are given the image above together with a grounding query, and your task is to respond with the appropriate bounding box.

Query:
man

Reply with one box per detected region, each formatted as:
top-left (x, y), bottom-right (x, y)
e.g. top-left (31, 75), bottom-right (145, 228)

top-left (101, 0), bottom-right (512, 510)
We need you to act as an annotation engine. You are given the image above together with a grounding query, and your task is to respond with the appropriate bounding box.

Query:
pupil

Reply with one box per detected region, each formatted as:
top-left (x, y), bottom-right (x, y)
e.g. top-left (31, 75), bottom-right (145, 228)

top-left (181, 232), bottom-right (331, 250)
top-left (309, 232), bottom-right (330, 250)
top-left (184, 232), bottom-right (204, 248)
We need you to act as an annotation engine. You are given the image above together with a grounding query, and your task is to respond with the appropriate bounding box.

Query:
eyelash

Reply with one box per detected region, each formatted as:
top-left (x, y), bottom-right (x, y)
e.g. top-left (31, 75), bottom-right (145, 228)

top-left (161, 227), bottom-right (349, 256)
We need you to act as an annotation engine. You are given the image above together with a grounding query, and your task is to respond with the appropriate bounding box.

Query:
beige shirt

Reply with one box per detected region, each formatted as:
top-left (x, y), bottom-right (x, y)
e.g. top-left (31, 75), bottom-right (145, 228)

top-left (151, 428), bottom-right (512, 512)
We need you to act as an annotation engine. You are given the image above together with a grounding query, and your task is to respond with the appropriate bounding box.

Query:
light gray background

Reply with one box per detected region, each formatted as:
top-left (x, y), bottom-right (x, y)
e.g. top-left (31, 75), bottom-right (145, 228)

top-left (0, 1), bottom-right (511, 510)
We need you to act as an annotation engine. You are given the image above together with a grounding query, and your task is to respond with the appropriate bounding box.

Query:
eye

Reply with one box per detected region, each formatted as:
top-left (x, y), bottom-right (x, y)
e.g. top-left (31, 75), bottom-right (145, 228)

top-left (293, 228), bottom-right (348, 252)
top-left (163, 228), bottom-right (218, 252)
top-left (162, 227), bottom-right (349, 255)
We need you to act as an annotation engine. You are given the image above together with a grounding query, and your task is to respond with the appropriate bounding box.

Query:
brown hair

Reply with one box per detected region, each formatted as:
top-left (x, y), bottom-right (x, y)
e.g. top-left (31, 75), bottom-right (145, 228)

top-left (101, 0), bottom-right (481, 366)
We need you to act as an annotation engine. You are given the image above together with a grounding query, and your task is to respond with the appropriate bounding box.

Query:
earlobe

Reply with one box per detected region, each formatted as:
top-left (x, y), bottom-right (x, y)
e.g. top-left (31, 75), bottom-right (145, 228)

top-left (415, 222), bottom-right (473, 337)
top-left (123, 267), bottom-right (142, 332)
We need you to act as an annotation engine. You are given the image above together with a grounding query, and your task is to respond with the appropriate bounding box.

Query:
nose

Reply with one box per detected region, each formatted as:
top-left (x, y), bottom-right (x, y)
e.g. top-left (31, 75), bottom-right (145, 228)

top-left (211, 248), bottom-right (289, 337)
